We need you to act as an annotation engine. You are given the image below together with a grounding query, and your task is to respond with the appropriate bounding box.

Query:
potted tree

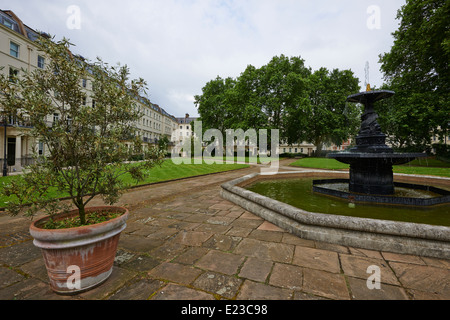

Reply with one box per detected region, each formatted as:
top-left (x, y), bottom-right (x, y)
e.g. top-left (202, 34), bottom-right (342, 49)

top-left (0, 36), bottom-right (165, 294)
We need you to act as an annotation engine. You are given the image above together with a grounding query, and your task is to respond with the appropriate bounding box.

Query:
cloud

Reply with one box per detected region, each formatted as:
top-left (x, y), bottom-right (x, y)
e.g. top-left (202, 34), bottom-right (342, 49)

top-left (5, 0), bottom-right (405, 117)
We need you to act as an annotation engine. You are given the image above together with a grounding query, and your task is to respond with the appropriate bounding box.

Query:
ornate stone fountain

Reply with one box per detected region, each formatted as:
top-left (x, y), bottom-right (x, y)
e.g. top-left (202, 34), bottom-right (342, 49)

top-left (327, 88), bottom-right (425, 195)
top-left (313, 87), bottom-right (449, 206)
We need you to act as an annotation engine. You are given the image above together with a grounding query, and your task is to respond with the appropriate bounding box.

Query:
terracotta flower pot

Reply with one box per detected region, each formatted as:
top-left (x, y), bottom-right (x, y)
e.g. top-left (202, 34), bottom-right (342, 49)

top-left (29, 206), bottom-right (129, 294)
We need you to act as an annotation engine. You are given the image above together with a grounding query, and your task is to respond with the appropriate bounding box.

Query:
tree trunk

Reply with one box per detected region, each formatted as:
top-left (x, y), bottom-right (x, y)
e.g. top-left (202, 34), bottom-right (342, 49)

top-left (315, 139), bottom-right (324, 157)
top-left (75, 198), bottom-right (86, 225)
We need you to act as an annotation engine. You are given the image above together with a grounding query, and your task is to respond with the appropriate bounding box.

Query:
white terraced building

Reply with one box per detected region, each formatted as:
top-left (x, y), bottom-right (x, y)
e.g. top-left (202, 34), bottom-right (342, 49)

top-left (0, 9), bottom-right (179, 174)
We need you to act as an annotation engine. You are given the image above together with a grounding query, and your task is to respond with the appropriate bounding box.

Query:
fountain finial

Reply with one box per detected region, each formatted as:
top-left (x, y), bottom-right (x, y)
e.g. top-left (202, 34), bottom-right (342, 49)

top-left (364, 62), bottom-right (371, 91)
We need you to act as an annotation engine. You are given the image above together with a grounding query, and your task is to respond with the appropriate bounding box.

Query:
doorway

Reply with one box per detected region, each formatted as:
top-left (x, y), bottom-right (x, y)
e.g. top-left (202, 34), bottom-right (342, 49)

top-left (7, 137), bottom-right (15, 166)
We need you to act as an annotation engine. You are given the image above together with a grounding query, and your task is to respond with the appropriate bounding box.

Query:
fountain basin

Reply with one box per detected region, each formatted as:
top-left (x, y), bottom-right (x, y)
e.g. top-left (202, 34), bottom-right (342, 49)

top-left (313, 179), bottom-right (450, 206)
top-left (328, 152), bottom-right (427, 195)
top-left (221, 171), bottom-right (450, 259)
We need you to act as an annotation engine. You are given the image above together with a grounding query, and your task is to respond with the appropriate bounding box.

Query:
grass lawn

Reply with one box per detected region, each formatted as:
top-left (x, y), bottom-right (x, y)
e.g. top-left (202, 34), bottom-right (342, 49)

top-left (0, 160), bottom-right (249, 208)
top-left (290, 158), bottom-right (350, 170)
top-left (201, 155), bottom-right (272, 164)
top-left (290, 157), bottom-right (450, 177)
top-left (125, 159), bottom-right (249, 185)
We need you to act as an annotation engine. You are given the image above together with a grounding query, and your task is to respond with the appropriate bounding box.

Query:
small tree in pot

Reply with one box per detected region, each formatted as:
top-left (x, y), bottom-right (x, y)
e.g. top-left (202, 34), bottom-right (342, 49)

top-left (0, 36), bottom-right (165, 293)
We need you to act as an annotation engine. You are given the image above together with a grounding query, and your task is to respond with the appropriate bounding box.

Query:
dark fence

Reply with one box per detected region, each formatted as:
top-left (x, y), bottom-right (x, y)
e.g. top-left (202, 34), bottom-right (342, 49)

top-left (0, 157), bottom-right (36, 174)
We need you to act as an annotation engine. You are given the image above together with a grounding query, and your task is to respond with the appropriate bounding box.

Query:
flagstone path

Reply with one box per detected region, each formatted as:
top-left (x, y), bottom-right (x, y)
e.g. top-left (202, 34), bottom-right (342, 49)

top-left (0, 159), bottom-right (449, 300)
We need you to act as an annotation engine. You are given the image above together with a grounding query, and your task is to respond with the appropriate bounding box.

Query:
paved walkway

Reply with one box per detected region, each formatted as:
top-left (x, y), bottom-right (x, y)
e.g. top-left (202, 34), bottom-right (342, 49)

top-left (0, 159), bottom-right (449, 300)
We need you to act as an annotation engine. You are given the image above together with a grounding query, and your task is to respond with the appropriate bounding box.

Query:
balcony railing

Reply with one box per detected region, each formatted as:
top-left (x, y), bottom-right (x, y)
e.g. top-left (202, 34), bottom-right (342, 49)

top-left (0, 117), bottom-right (33, 128)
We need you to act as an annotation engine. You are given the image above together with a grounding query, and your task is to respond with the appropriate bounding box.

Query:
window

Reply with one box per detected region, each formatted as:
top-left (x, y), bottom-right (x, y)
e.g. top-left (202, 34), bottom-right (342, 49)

top-left (8, 115), bottom-right (16, 125)
top-left (92, 100), bottom-right (96, 108)
top-left (3, 19), bottom-right (13, 29)
top-left (38, 55), bottom-right (45, 69)
top-left (53, 113), bottom-right (59, 123)
top-left (9, 67), bottom-right (19, 82)
top-left (38, 141), bottom-right (44, 155)
top-left (10, 41), bottom-right (19, 58)
top-left (82, 79), bottom-right (87, 88)
top-left (82, 97), bottom-right (86, 105)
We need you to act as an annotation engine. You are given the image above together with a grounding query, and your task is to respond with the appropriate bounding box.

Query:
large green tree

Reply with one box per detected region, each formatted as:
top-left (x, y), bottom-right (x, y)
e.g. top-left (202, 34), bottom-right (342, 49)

top-left (228, 64), bottom-right (267, 132)
top-left (195, 55), bottom-right (311, 140)
top-left (257, 55), bottom-right (311, 133)
top-left (289, 67), bottom-right (360, 154)
top-left (195, 55), bottom-right (360, 154)
top-left (194, 76), bottom-right (236, 136)
top-left (378, 0), bottom-right (449, 151)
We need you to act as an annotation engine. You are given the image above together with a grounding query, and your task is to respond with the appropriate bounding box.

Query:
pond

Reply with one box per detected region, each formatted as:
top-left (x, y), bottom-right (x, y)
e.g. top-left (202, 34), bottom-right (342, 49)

top-left (246, 178), bottom-right (450, 227)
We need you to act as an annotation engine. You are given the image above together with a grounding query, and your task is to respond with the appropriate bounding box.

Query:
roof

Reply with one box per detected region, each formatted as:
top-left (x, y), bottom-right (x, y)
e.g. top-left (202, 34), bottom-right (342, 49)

top-left (176, 117), bottom-right (198, 124)
top-left (0, 10), bottom-right (42, 41)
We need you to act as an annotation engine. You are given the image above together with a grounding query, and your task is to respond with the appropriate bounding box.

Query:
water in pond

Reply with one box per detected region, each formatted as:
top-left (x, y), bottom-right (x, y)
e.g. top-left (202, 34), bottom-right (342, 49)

top-left (246, 178), bottom-right (450, 227)
top-left (318, 182), bottom-right (440, 198)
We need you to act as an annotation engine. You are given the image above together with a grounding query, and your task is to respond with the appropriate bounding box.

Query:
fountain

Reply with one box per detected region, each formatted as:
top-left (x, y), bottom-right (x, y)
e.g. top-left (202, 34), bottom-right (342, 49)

top-left (329, 89), bottom-right (422, 195)
top-left (314, 87), bottom-right (449, 206)
top-left (221, 86), bottom-right (450, 259)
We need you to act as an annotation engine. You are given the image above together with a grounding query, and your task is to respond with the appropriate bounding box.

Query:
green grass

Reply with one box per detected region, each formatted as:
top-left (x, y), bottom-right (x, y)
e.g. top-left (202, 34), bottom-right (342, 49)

top-left (124, 159), bottom-right (249, 185)
top-left (290, 157), bottom-right (450, 177)
top-left (290, 158), bottom-right (350, 170)
top-left (0, 160), bottom-right (249, 208)
top-left (401, 158), bottom-right (450, 167)
top-left (201, 155), bottom-right (272, 164)
top-left (392, 166), bottom-right (450, 177)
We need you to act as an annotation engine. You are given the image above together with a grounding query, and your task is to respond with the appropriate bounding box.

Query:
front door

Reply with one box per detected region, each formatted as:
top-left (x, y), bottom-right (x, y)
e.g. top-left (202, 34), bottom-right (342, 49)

top-left (7, 137), bottom-right (16, 166)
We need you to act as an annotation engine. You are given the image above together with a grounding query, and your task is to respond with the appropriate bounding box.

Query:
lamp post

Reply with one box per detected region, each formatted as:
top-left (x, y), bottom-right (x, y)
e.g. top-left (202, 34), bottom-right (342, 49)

top-left (3, 115), bottom-right (7, 176)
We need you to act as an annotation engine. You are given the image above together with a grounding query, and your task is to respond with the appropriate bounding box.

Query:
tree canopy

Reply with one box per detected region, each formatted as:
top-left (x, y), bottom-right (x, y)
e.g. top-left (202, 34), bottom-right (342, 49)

top-left (378, 0), bottom-right (449, 151)
top-left (194, 54), bottom-right (360, 154)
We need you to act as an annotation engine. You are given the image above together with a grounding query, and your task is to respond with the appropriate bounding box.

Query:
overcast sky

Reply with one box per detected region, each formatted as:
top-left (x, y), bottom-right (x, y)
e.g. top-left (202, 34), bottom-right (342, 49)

top-left (6, 0), bottom-right (405, 118)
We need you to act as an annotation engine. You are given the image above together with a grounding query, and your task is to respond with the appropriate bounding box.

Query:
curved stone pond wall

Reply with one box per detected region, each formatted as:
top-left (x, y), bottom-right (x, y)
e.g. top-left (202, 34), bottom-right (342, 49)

top-left (220, 171), bottom-right (450, 259)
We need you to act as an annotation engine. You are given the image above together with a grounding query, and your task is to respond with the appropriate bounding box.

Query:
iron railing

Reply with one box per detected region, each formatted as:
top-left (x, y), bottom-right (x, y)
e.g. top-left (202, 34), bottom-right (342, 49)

top-left (0, 156), bottom-right (36, 173)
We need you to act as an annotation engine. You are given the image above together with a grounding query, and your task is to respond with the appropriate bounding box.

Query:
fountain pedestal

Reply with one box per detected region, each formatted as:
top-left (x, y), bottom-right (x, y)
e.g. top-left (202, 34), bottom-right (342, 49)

top-left (331, 153), bottom-right (422, 195)
top-left (328, 90), bottom-right (425, 196)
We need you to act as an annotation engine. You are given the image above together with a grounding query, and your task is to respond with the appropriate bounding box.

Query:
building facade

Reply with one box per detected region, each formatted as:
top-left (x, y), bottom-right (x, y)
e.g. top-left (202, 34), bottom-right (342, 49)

top-left (0, 9), bottom-right (178, 174)
top-left (171, 114), bottom-right (198, 144)
top-left (170, 114), bottom-right (199, 157)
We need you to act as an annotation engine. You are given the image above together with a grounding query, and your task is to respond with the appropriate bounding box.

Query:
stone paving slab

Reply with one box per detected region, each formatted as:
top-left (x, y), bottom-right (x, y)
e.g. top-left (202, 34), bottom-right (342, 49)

top-left (0, 160), bottom-right (449, 301)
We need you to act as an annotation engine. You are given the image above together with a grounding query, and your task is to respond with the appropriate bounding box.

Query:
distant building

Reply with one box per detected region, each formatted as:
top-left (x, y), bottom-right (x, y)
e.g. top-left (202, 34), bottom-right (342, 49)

top-left (171, 113), bottom-right (198, 145)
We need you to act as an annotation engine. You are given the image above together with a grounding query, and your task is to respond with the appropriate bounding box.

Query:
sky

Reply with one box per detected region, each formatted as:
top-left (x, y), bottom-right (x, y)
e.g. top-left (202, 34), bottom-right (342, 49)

top-left (4, 0), bottom-right (406, 118)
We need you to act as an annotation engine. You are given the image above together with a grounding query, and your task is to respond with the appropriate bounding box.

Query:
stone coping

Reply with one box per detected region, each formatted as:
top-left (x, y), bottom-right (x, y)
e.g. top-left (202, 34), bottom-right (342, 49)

top-left (221, 171), bottom-right (450, 259)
